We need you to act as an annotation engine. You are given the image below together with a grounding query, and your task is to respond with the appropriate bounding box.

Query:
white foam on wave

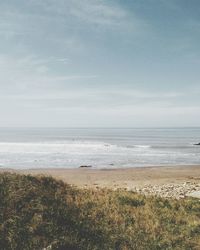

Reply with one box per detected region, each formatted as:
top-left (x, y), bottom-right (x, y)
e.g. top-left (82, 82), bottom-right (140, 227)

top-left (134, 145), bottom-right (151, 149)
top-left (0, 138), bottom-right (200, 169)
top-left (0, 141), bottom-right (120, 154)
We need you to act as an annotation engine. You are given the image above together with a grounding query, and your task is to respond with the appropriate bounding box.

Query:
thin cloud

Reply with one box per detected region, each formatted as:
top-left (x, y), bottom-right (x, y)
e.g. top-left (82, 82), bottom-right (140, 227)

top-left (0, 54), bottom-right (97, 93)
top-left (70, 0), bottom-right (128, 27)
top-left (31, 0), bottom-right (143, 32)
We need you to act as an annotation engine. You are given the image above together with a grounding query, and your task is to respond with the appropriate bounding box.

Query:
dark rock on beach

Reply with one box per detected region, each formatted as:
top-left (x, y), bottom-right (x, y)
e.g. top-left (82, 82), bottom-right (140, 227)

top-left (79, 165), bottom-right (92, 168)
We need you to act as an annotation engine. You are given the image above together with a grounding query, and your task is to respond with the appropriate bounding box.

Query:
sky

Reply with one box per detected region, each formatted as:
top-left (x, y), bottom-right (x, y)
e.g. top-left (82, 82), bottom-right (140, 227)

top-left (0, 0), bottom-right (200, 127)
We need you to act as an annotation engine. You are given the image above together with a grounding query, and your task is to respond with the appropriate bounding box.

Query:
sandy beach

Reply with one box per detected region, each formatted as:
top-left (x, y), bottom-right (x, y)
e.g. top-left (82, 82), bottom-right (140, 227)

top-left (2, 165), bottom-right (200, 199)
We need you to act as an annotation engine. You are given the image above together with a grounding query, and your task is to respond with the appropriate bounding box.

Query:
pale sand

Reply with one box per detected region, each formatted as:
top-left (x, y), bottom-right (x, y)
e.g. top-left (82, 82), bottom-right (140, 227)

top-left (1, 165), bottom-right (200, 193)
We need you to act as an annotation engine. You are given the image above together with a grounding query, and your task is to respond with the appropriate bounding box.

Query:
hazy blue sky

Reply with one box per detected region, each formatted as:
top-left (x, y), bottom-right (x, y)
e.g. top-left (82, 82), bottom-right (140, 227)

top-left (0, 0), bottom-right (200, 127)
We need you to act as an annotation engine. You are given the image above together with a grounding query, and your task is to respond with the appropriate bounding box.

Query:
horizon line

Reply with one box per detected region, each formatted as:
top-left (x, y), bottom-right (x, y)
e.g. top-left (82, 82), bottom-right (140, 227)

top-left (0, 126), bottom-right (200, 129)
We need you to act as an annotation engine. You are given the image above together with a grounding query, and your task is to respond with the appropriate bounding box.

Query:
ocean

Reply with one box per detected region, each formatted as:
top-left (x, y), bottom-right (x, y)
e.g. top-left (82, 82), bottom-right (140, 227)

top-left (0, 127), bottom-right (200, 169)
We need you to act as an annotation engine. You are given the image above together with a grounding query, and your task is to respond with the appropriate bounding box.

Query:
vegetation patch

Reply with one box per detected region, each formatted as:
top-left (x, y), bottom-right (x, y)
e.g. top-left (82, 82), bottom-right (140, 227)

top-left (118, 195), bottom-right (145, 207)
top-left (0, 173), bottom-right (200, 250)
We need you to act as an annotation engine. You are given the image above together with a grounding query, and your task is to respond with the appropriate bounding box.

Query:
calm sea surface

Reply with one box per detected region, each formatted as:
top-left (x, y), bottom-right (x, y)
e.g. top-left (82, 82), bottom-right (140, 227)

top-left (0, 127), bottom-right (200, 169)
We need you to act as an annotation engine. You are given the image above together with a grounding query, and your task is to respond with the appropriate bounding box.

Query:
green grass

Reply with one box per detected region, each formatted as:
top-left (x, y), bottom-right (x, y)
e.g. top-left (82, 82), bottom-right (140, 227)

top-left (0, 173), bottom-right (200, 250)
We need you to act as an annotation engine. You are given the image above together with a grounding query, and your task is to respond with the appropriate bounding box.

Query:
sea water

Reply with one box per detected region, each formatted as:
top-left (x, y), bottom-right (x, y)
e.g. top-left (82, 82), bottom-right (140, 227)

top-left (0, 127), bottom-right (200, 169)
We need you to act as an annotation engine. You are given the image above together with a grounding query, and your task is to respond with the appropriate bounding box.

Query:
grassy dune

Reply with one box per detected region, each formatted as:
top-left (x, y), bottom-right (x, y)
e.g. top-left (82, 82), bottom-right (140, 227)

top-left (0, 173), bottom-right (200, 250)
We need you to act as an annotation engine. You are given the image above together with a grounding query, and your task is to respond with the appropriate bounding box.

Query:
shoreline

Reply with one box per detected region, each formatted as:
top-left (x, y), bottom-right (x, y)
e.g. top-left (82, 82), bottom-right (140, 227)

top-left (1, 165), bottom-right (200, 199)
top-left (1, 163), bottom-right (200, 171)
